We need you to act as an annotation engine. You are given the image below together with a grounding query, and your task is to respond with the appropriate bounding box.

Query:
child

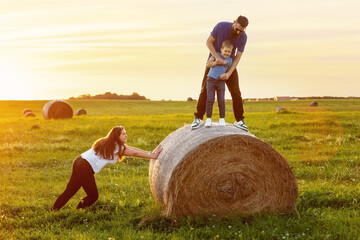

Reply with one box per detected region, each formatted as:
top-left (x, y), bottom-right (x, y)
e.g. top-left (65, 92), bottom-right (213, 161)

top-left (51, 126), bottom-right (162, 211)
top-left (205, 40), bottom-right (234, 127)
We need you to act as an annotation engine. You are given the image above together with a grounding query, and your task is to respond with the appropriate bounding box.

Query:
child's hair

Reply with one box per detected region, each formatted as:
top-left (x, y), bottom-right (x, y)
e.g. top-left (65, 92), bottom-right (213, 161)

top-left (92, 126), bottom-right (125, 161)
top-left (221, 40), bottom-right (234, 49)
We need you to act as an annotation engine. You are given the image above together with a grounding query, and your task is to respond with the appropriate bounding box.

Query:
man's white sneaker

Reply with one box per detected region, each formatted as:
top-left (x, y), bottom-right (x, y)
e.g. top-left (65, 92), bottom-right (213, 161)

top-left (205, 118), bottom-right (212, 127)
top-left (234, 120), bottom-right (248, 131)
top-left (219, 118), bottom-right (226, 126)
top-left (191, 118), bottom-right (203, 129)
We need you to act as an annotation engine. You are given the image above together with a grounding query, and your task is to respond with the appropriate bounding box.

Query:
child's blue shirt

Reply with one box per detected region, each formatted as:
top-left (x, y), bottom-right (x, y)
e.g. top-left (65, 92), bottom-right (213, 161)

top-left (207, 52), bottom-right (233, 80)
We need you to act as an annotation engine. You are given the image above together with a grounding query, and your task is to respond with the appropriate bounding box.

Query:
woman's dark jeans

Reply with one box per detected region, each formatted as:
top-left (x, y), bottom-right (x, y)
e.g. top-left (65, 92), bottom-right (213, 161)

top-left (52, 156), bottom-right (98, 211)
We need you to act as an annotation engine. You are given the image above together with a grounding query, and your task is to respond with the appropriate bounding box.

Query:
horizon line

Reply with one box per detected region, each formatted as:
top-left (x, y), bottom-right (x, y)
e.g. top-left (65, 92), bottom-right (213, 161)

top-left (1, 96), bottom-right (360, 101)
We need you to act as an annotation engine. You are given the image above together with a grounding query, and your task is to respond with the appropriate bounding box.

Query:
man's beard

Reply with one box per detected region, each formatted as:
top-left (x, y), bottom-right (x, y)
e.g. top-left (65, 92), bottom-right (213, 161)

top-left (230, 28), bottom-right (241, 39)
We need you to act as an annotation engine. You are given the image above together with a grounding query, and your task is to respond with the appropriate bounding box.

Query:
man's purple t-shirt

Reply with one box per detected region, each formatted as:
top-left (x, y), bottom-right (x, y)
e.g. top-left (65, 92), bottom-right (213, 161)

top-left (209, 21), bottom-right (247, 60)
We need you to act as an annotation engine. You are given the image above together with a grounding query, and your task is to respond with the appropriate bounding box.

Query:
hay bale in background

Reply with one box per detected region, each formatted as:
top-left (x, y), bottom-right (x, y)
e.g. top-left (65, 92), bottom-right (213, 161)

top-left (310, 101), bottom-right (318, 107)
top-left (23, 108), bottom-right (32, 115)
top-left (24, 111), bottom-right (35, 117)
top-left (149, 125), bottom-right (298, 219)
top-left (42, 100), bottom-right (73, 119)
top-left (276, 107), bottom-right (286, 113)
top-left (23, 108), bottom-right (35, 117)
top-left (75, 109), bottom-right (87, 116)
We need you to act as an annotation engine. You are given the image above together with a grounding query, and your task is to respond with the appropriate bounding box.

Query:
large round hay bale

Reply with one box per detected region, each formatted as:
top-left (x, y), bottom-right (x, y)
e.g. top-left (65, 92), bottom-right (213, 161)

top-left (310, 101), bottom-right (318, 107)
top-left (42, 100), bottom-right (73, 119)
top-left (75, 109), bottom-right (87, 116)
top-left (149, 125), bottom-right (298, 219)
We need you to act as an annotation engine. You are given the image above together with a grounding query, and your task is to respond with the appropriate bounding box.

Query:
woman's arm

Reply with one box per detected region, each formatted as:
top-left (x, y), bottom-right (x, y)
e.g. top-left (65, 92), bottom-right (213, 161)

top-left (123, 145), bottom-right (163, 159)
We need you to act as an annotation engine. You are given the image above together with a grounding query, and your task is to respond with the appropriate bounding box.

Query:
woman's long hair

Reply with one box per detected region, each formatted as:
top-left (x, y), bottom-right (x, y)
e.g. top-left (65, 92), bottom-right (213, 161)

top-left (92, 126), bottom-right (125, 161)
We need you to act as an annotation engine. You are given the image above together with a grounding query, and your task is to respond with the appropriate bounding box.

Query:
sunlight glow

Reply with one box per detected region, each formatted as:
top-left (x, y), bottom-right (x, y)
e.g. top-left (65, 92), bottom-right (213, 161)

top-left (0, 64), bottom-right (36, 100)
top-left (0, 0), bottom-right (359, 100)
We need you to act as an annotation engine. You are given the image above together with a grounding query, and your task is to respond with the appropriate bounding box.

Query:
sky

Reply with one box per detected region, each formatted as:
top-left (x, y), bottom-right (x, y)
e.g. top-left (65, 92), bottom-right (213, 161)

top-left (0, 0), bottom-right (359, 100)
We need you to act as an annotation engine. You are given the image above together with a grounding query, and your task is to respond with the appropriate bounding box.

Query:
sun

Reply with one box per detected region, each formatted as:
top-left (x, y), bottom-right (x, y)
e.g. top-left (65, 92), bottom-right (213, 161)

top-left (0, 64), bottom-right (36, 100)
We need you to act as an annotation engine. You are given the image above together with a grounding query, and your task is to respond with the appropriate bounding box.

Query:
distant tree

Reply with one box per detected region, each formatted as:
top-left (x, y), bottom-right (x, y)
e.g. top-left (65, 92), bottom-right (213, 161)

top-left (80, 94), bottom-right (91, 99)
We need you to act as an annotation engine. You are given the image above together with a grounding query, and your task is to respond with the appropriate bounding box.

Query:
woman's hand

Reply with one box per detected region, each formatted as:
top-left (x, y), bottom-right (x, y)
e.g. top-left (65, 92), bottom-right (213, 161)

top-left (151, 145), bottom-right (163, 159)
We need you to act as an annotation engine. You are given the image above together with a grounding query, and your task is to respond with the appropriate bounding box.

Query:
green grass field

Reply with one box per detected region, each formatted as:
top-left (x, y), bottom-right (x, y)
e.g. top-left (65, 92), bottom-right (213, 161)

top-left (0, 99), bottom-right (359, 239)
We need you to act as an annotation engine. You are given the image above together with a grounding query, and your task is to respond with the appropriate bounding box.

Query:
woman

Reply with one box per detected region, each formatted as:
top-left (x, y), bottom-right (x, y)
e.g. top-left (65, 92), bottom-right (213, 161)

top-left (51, 126), bottom-right (162, 211)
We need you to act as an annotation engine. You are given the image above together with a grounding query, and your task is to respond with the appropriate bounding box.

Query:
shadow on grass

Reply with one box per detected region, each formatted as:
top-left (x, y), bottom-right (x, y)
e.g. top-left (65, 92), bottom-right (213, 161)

top-left (135, 213), bottom-right (258, 233)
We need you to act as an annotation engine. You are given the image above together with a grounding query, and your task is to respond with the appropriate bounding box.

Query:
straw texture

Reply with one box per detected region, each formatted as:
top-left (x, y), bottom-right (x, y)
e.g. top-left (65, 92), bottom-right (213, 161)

top-left (149, 123), bottom-right (298, 219)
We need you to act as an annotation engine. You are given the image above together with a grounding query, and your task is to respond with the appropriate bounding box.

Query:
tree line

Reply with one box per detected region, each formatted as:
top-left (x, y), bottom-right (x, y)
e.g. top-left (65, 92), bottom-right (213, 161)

top-left (69, 92), bottom-right (148, 100)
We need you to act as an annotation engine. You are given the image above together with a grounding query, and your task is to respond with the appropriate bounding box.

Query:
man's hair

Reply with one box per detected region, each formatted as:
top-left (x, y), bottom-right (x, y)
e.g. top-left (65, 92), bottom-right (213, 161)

top-left (221, 40), bottom-right (234, 49)
top-left (236, 15), bottom-right (249, 27)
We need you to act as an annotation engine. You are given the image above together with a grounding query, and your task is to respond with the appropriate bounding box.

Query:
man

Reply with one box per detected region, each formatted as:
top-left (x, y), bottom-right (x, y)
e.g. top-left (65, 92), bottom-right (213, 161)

top-left (191, 15), bottom-right (249, 131)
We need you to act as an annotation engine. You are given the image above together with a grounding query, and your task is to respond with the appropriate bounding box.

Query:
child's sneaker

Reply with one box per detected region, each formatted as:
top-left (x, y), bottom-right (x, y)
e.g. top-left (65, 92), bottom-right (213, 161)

top-left (234, 120), bottom-right (248, 131)
top-left (205, 118), bottom-right (212, 127)
top-left (219, 118), bottom-right (226, 126)
top-left (191, 118), bottom-right (203, 129)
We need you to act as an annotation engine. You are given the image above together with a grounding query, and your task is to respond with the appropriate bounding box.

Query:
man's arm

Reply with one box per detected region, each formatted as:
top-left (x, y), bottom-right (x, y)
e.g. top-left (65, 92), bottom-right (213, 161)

top-left (206, 56), bottom-right (220, 68)
top-left (206, 35), bottom-right (226, 65)
top-left (219, 51), bottom-right (243, 80)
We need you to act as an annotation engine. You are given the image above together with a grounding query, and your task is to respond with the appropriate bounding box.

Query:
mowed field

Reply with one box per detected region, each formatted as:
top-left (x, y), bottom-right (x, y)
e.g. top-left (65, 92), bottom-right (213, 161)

top-left (0, 99), bottom-right (359, 239)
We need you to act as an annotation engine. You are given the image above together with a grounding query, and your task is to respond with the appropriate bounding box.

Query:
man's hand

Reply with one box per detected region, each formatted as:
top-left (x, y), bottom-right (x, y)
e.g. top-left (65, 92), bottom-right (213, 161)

top-left (206, 57), bottom-right (217, 68)
top-left (215, 58), bottom-right (227, 66)
top-left (219, 72), bottom-right (231, 80)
